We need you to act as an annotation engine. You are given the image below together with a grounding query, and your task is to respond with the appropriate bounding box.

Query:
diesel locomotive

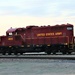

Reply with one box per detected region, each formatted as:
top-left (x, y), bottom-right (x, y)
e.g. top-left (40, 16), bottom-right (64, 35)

top-left (0, 23), bottom-right (75, 55)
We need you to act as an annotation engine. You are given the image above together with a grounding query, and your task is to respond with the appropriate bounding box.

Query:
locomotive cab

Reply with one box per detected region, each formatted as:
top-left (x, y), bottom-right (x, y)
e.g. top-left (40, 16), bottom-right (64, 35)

top-left (0, 27), bottom-right (26, 55)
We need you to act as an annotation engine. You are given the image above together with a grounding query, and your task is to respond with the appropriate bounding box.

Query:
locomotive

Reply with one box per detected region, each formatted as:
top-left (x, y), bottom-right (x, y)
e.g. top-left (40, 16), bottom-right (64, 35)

top-left (0, 23), bottom-right (75, 55)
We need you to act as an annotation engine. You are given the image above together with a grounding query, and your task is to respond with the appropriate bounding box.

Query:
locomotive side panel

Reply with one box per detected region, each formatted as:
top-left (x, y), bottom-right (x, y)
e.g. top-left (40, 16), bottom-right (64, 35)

top-left (30, 24), bottom-right (73, 45)
top-left (0, 27), bottom-right (26, 55)
top-left (25, 28), bottom-right (32, 45)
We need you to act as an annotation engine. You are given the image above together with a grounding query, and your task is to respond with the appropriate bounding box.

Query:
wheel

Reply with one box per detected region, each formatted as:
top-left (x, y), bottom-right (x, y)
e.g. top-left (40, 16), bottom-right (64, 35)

top-left (14, 52), bottom-right (18, 55)
top-left (52, 49), bottom-right (56, 55)
top-left (46, 52), bottom-right (51, 55)
top-left (61, 47), bottom-right (67, 54)
top-left (45, 50), bottom-right (51, 55)
top-left (68, 52), bottom-right (71, 54)
top-left (62, 51), bottom-right (66, 54)
top-left (2, 52), bottom-right (6, 55)
top-left (45, 47), bottom-right (51, 55)
top-left (8, 52), bottom-right (11, 55)
top-left (53, 52), bottom-right (56, 55)
top-left (20, 52), bottom-right (23, 55)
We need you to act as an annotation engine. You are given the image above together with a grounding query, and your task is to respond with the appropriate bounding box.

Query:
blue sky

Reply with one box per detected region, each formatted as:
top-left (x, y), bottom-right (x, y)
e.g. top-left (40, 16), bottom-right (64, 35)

top-left (0, 0), bottom-right (75, 17)
top-left (0, 0), bottom-right (75, 35)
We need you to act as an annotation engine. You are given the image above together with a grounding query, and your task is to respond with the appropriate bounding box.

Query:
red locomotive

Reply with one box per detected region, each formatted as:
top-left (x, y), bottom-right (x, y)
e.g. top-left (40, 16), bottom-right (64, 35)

top-left (0, 23), bottom-right (74, 55)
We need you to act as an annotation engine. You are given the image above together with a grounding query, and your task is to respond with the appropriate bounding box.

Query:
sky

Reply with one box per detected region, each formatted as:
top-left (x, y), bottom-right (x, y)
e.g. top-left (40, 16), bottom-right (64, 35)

top-left (0, 0), bottom-right (75, 35)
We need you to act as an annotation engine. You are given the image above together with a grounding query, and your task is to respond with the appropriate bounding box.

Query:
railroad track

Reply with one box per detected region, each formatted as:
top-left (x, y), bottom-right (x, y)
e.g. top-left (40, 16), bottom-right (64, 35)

top-left (0, 53), bottom-right (75, 60)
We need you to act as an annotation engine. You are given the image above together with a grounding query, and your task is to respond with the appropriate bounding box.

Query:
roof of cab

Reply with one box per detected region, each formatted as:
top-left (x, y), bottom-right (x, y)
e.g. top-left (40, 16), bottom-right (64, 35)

top-left (6, 28), bottom-right (25, 33)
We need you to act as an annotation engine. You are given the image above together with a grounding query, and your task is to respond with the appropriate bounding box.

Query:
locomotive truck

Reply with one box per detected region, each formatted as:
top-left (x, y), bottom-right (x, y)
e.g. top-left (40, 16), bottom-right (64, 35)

top-left (0, 23), bottom-right (75, 55)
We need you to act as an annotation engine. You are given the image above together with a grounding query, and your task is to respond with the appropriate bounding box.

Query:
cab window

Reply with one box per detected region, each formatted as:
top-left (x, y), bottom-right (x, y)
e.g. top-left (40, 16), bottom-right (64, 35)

top-left (67, 27), bottom-right (72, 30)
top-left (9, 33), bottom-right (13, 35)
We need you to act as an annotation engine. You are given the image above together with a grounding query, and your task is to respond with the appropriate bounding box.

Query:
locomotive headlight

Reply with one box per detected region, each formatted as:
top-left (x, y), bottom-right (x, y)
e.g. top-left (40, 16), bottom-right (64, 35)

top-left (64, 43), bottom-right (68, 45)
top-left (9, 46), bottom-right (12, 47)
top-left (47, 44), bottom-right (50, 46)
top-left (21, 45), bottom-right (24, 47)
top-left (27, 45), bottom-right (30, 47)
top-left (36, 45), bottom-right (39, 47)
top-left (67, 27), bottom-right (72, 30)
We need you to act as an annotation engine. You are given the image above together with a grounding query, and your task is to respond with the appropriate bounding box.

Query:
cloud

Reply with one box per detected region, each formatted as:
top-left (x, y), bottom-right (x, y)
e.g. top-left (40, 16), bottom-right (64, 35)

top-left (0, 0), bottom-right (74, 17)
top-left (0, 0), bottom-right (75, 18)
